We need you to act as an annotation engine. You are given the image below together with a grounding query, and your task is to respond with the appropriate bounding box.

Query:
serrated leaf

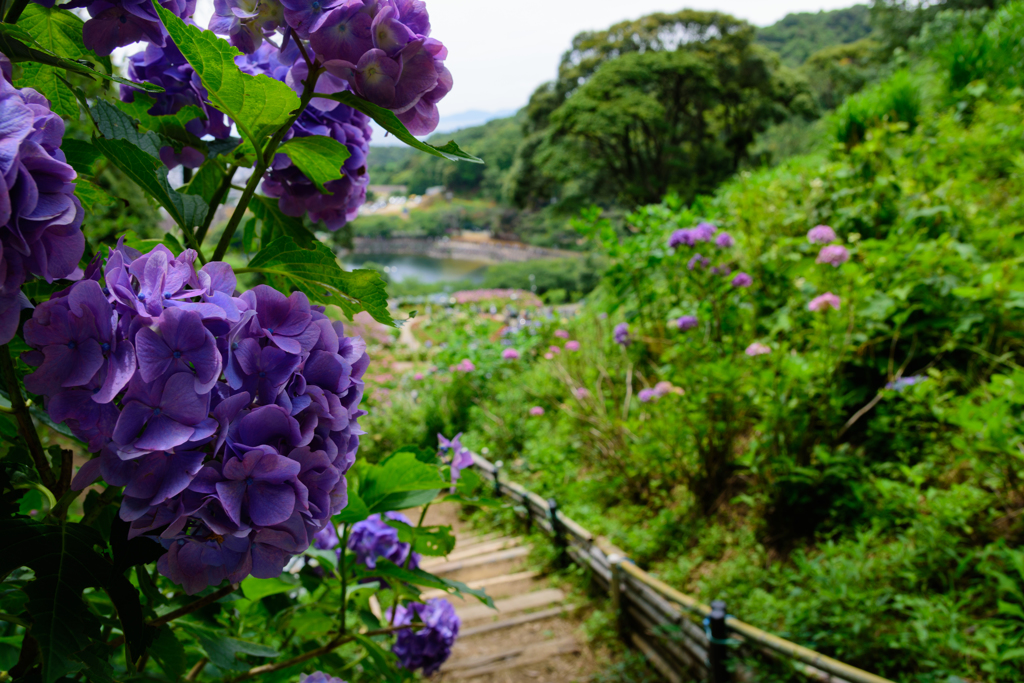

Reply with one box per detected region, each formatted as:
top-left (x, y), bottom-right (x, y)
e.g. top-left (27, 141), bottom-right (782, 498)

top-left (153, 2), bottom-right (298, 153)
top-left (249, 194), bottom-right (315, 248)
top-left (116, 93), bottom-right (207, 152)
top-left (198, 636), bottom-right (278, 672)
top-left (324, 91), bottom-right (482, 163)
top-left (240, 576), bottom-right (296, 602)
top-left (17, 5), bottom-right (88, 60)
top-left (354, 562), bottom-right (494, 608)
top-left (0, 24), bottom-right (163, 92)
top-left (360, 451), bottom-right (446, 511)
top-left (0, 519), bottom-right (140, 683)
top-left (91, 99), bottom-right (162, 159)
top-left (93, 136), bottom-right (208, 230)
top-left (16, 63), bottom-right (78, 118)
top-left (149, 626), bottom-right (188, 681)
top-left (62, 139), bottom-right (102, 176)
top-left (244, 236), bottom-right (394, 325)
top-left (277, 135), bottom-right (351, 193)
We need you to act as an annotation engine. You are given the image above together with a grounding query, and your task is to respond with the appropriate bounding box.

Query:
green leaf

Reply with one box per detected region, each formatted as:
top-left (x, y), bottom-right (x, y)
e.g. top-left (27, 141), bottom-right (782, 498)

top-left (242, 215), bottom-right (257, 253)
top-left (353, 634), bottom-right (404, 683)
top-left (0, 519), bottom-right (139, 683)
top-left (16, 63), bottom-right (78, 118)
top-left (240, 576), bottom-right (296, 602)
top-left (244, 236), bottom-right (395, 326)
top-left (325, 91), bottom-right (483, 163)
top-left (355, 562), bottom-right (494, 608)
top-left (153, 2), bottom-right (298, 153)
top-left (184, 160), bottom-right (226, 204)
top-left (334, 487), bottom-right (371, 524)
top-left (248, 194), bottom-right (315, 248)
top-left (61, 139), bottom-right (103, 176)
top-left (0, 24), bottom-right (162, 92)
top-left (149, 626), bottom-right (188, 681)
top-left (360, 451), bottom-right (446, 512)
top-left (116, 93), bottom-right (207, 151)
top-left (91, 99), bottom-right (162, 159)
top-left (93, 136), bottom-right (209, 230)
top-left (390, 521), bottom-right (456, 557)
top-left (73, 179), bottom-right (118, 213)
top-left (198, 636), bottom-right (279, 672)
top-left (277, 135), bottom-right (351, 193)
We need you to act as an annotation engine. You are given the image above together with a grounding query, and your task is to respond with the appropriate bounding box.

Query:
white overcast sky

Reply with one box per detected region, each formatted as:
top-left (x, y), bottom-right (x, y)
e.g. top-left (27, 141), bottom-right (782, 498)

top-left (187, 0), bottom-right (861, 119)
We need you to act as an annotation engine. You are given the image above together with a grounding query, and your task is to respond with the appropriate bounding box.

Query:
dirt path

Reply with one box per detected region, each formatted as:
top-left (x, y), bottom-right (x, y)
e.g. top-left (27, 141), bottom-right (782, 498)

top-left (418, 503), bottom-right (600, 682)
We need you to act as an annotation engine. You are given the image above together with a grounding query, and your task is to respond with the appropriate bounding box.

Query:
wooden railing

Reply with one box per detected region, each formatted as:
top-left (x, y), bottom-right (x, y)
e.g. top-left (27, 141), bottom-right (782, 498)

top-left (470, 453), bottom-right (895, 683)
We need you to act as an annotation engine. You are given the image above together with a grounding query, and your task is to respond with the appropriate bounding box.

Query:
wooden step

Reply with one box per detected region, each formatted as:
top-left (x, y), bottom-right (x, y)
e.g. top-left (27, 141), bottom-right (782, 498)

top-left (444, 637), bottom-right (581, 680)
top-left (456, 588), bottom-right (565, 625)
top-left (443, 635), bottom-right (578, 672)
top-left (422, 570), bottom-right (541, 603)
top-left (420, 537), bottom-right (521, 569)
top-left (428, 545), bottom-right (531, 583)
top-left (458, 604), bottom-right (579, 639)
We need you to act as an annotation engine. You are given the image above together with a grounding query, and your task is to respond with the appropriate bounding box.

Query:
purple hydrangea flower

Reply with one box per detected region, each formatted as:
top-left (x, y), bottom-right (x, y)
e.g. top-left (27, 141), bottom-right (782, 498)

top-left (313, 522), bottom-right (339, 550)
top-left (348, 512), bottom-right (419, 569)
top-left (885, 375), bottom-right (927, 391)
top-left (715, 232), bottom-right (734, 248)
top-left (638, 388), bottom-right (655, 403)
top-left (816, 245), bottom-right (849, 267)
top-left (675, 315), bottom-right (698, 331)
top-left (300, 674), bottom-right (347, 683)
top-left (49, 244), bottom-right (371, 595)
top-left (389, 598), bottom-right (460, 675)
top-left (807, 225), bottom-right (837, 244)
top-left (687, 253), bottom-right (709, 270)
top-left (808, 292), bottom-right (841, 312)
top-left (613, 323), bottom-right (630, 346)
top-left (0, 78), bottom-right (85, 344)
top-left (79, 0), bottom-right (196, 56)
top-left (438, 432), bottom-right (472, 483)
top-left (731, 273), bottom-right (753, 288)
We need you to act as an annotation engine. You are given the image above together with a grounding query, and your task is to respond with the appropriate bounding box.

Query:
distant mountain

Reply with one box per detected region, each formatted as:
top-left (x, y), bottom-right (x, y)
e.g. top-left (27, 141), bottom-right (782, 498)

top-left (756, 4), bottom-right (873, 66)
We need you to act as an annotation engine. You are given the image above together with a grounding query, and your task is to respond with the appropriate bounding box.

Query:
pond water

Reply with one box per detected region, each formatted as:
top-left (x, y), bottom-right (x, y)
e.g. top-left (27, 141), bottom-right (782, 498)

top-left (342, 252), bottom-right (489, 284)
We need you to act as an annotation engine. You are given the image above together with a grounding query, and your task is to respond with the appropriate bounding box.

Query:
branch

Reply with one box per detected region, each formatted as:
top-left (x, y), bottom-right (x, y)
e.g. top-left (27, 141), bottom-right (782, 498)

top-left (0, 345), bottom-right (55, 492)
top-left (107, 583), bottom-right (238, 648)
top-left (195, 165), bottom-right (237, 246)
top-left (227, 624), bottom-right (419, 683)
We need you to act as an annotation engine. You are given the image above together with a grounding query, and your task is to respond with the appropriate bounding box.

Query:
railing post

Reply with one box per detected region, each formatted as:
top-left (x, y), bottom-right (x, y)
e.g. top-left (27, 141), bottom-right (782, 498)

top-left (609, 554), bottom-right (627, 640)
top-left (708, 599), bottom-right (730, 683)
top-left (547, 497), bottom-right (567, 566)
top-left (492, 460), bottom-right (503, 499)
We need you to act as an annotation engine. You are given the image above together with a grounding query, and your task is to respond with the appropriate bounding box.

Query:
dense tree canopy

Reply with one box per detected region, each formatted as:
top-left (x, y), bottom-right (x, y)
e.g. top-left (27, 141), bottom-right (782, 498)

top-left (756, 5), bottom-right (874, 65)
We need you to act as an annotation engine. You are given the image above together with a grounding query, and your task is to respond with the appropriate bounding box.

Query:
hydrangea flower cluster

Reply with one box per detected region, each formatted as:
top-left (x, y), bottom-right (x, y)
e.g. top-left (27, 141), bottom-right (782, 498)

top-left (438, 432), bottom-right (472, 484)
top-left (300, 673), bottom-right (346, 683)
top-left (668, 221), bottom-right (717, 248)
top-left (886, 375), bottom-right (927, 391)
top-left (807, 225), bottom-right (838, 244)
top-left (808, 292), bottom-right (841, 312)
top-left (24, 243), bottom-right (369, 594)
top-left (565, 340), bottom-right (580, 351)
top-left (388, 598), bottom-right (460, 675)
top-left (614, 323), bottom-right (630, 347)
top-left (0, 76), bottom-right (85, 345)
top-left (668, 222), bottom-right (750, 288)
top-left (529, 406), bottom-right (544, 416)
top-left (816, 245), bottom-right (850, 267)
top-left (347, 511), bottom-right (419, 569)
top-left (745, 342), bottom-right (771, 356)
top-left (60, 0), bottom-right (196, 56)
top-left (676, 315), bottom-right (698, 331)
top-left (501, 348), bottom-right (520, 360)
top-left (638, 381), bottom-right (679, 403)
top-left (731, 272), bottom-right (753, 288)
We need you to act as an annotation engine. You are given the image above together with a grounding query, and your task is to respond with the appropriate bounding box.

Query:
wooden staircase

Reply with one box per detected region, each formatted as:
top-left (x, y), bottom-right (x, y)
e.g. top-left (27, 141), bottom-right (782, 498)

top-left (420, 506), bottom-right (598, 682)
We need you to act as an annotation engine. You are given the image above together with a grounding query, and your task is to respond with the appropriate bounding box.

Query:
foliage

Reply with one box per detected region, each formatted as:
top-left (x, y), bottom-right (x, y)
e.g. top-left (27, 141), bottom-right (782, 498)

top-left (756, 4), bottom-right (875, 66)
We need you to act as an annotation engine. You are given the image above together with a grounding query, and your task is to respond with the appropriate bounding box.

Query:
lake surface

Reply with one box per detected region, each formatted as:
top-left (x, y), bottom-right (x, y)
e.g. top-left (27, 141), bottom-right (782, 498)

top-left (342, 252), bottom-right (489, 284)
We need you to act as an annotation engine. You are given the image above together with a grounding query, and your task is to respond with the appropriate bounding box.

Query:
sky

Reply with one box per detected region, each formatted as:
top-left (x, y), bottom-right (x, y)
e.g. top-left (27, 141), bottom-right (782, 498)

top-left (184, 0), bottom-right (861, 132)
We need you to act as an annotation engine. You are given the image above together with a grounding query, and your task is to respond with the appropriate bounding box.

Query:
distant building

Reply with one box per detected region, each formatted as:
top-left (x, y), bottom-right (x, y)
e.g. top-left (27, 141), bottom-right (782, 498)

top-left (425, 185), bottom-right (446, 196)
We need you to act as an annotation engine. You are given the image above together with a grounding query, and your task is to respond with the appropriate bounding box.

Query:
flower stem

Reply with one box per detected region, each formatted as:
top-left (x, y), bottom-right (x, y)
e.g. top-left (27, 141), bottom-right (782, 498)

top-left (339, 523), bottom-right (349, 635)
top-left (211, 67), bottom-right (322, 262)
top-left (0, 344), bottom-right (55, 492)
top-left (106, 583), bottom-right (239, 648)
top-left (195, 165), bottom-right (237, 247)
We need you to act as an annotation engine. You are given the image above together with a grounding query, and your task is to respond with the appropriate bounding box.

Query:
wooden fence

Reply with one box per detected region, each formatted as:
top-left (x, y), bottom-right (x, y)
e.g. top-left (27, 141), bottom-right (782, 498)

top-left (469, 453), bottom-right (895, 683)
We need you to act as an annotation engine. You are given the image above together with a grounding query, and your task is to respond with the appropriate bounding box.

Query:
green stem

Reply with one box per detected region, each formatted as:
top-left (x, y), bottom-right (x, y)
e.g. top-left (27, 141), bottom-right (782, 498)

top-left (211, 67), bottom-right (322, 262)
top-left (0, 345), bottom-right (55, 492)
top-left (339, 523), bottom-right (349, 635)
top-left (195, 165), bottom-right (237, 246)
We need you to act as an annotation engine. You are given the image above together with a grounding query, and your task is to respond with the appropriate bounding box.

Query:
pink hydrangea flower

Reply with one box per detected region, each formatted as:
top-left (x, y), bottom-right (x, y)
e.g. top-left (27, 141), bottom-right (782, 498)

top-left (529, 406), bottom-right (545, 416)
top-left (548, 345), bottom-right (561, 355)
top-left (573, 387), bottom-right (590, 399)
top-left (807, 225), bottom-right (837, 244)
top-left (554, 330), bottom-right (570, 339)
top-left (653, 381), bottom-right (678, 397)
top-left (502, 348), bottom-right (520, 360)
top-left (451, 359), bottom-right (475, 372)
top-left (413, 372), bottom-right (424, 380)
top-left (638, 389), bottom-right (656, 403)
top-left (565, 340), bottom-right (580, 351)
top-left (745, 342), bottom-right (771, 356)
top-left (808, 292), bottom-right (841, 312)
top-left (816, 245), bottom-right (849, 267)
